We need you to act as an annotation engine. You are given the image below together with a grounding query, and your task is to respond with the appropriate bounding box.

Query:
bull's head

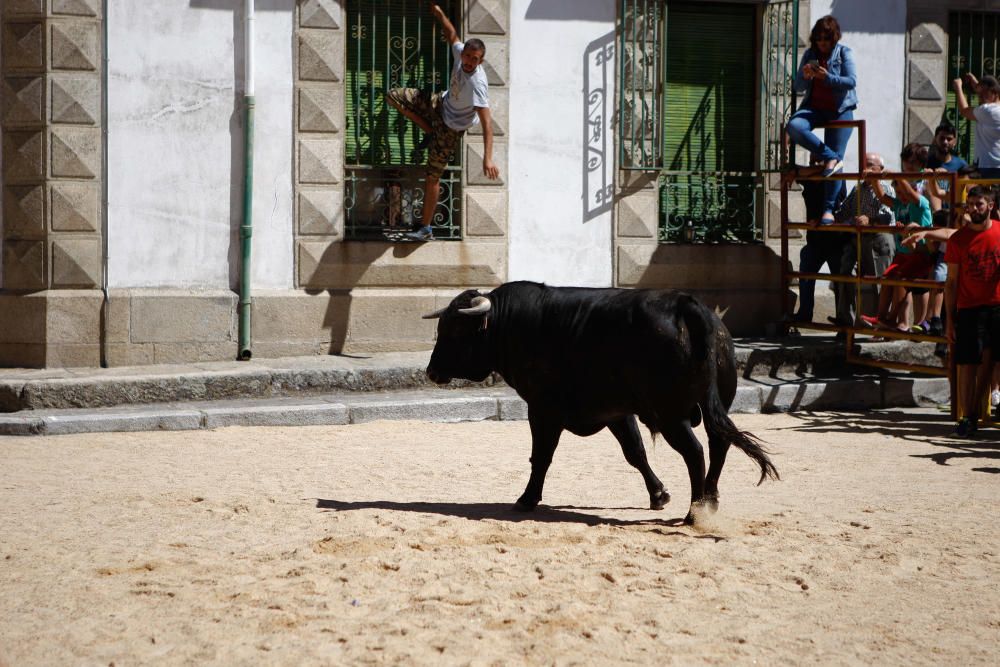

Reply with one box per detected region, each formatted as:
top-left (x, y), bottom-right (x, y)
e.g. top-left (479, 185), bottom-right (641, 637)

top-left (422, 289), bottom-right (493, 384)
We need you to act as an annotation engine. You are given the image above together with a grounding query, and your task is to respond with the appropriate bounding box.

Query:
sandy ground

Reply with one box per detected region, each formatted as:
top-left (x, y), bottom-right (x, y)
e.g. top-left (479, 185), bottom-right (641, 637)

top-left (1, 409), bottom-right (998, 666)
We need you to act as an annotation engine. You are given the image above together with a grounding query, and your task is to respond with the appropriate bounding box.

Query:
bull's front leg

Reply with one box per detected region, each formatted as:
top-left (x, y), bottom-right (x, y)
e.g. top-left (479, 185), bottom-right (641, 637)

top-left (514, 411), bottom-right (563, 511)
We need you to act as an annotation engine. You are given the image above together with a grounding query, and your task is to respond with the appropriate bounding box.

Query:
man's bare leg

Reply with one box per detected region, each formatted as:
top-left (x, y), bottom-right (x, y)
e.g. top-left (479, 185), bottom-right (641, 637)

top-left (386, 97), bottom-right (432, 134)
top-left (422, 175), bottom-right (440, 229)
top-left (971, 350), bottom-right (995, 422)
top-left (960, 364), bottom-right (978, 420)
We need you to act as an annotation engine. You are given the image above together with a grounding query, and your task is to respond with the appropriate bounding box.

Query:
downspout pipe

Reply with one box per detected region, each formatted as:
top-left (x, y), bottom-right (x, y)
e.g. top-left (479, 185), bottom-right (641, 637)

top-left (238, 0), bottom-right (255, 360)
top-left (100, 0), bottom-right (110, 367)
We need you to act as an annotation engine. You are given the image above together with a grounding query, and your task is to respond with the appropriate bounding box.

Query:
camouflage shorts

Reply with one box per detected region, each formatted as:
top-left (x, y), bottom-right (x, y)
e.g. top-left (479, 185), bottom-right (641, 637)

top-left (386, 87), bottom-right (463, 179)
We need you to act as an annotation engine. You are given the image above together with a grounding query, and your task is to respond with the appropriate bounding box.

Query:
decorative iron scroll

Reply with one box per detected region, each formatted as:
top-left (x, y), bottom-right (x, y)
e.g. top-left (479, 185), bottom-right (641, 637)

top-left (345, 167), bottom-right (462, 241)
top-left (659, 174), bottom-right (761, 244)
top-left (618, 0), bottom-right (662, 170)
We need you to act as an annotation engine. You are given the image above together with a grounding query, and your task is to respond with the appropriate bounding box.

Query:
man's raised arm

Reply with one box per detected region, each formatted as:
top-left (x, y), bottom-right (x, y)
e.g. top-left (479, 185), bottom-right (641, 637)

top-left (430, 3), bottom-right (460, 45)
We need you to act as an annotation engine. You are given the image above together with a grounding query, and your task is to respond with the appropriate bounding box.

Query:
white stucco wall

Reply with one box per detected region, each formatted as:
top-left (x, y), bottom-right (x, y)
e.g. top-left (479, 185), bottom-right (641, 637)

top-left (107, 0), bottom-right (294, 289)
top-left (508, 0), bottom-right (616, 287)
top-left (809, 0), bottom-right (907, 171)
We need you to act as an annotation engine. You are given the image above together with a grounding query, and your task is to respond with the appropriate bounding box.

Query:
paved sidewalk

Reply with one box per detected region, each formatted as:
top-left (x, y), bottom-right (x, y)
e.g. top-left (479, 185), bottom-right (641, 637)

top-left (0, 337), bottom-right (950, 436)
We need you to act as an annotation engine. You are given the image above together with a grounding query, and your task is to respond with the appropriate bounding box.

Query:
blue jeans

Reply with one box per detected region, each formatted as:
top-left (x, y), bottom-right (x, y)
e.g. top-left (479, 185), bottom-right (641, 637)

top-left (787, 107), bottom-right (855, 214)
top-left (796, 233), bottom-right (849, 321)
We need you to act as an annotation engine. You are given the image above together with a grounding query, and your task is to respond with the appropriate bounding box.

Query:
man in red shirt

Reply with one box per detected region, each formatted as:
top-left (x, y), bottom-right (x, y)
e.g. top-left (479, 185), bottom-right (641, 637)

top-left (944, 186), bottom-right (1000, 436)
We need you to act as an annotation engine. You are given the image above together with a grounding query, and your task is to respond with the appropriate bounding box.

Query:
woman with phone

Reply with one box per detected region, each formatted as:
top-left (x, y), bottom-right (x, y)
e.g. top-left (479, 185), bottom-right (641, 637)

top-left (787, 15), bottom-right (858, 224)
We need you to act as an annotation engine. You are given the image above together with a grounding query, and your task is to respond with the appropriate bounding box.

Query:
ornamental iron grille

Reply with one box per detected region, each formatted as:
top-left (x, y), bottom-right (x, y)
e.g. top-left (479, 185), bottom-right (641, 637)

top-left (760, 0), bottom-right (799, 172)
top-left (946, 12), bottom-right (1000, 167)
top-left (618, 0), bottom-right (797, 244)
top-left (345, 0), bottom-right (462, 241)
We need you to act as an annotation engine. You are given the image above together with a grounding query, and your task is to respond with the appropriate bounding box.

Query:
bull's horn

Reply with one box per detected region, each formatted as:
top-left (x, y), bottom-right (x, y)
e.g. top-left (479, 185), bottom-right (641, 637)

top-left (421, 306), bottom-right (449, 320)
top-left (714, 305), bottom-right (730, 320)
top-left (459, 296), bottom-right (492, 316)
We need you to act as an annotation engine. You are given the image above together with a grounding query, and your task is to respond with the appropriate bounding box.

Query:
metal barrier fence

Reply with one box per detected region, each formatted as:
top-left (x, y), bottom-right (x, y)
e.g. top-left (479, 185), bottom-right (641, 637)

top-left (779, 119), bottom-right (1000, 425)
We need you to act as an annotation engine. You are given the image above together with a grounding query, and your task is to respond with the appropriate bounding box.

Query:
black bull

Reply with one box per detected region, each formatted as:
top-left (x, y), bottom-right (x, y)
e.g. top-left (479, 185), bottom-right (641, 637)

top-left (423, 281), bottom-right (779, 523)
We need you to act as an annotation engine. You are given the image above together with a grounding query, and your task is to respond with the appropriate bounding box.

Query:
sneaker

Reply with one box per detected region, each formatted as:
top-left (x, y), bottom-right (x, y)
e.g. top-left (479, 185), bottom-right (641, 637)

top-left (860, 315), bottom-right (880, 328)
top-left (910, 321), bottom-right (930, 334)
top-left (406, 226), bottom-right (434, 241)
top-left (934, 342), bottom-right (948, 358)
top-left (928, 318), bottom-right (944, 336)
top-left (821, 159), bottom-right (844, 177)
top-left (955, 417), bottom-right (977, 438)
top-left (991, 389), bottom-right (1000, 407)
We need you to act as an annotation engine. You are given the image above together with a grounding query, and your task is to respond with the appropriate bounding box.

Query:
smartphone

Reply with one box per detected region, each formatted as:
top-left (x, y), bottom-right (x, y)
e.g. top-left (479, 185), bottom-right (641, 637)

top-left (807, 59), bottom-right (819, 68)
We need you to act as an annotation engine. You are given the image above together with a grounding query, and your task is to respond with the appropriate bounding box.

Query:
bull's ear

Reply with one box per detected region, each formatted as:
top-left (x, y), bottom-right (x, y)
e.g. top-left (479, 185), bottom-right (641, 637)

top-left (421, 306), bottom-right (449, 320)
top-left (458, 296), bottom-right (492, 316)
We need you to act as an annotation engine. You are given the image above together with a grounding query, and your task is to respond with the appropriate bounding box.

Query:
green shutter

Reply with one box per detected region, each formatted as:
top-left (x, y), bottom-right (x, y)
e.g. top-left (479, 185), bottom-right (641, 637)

top-left (662, 2), bottom-right (756, 173)
top-left (345, 0), bottom-right (457, 167)
top-left (660, 2), bottom-right (758, 243)
top-left (947, 12), bottom-right (1000, 166)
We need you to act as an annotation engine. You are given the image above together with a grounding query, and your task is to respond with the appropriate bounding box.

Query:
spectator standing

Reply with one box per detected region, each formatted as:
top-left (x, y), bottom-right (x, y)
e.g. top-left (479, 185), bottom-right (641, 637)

top-left (788, 159), bottom-right (847, 324)
top-left (944, 186), bottom-right (1000, 437)
top-left (927, 122), bottom-right (969, 174)
top-left (833, 153), bottom-right (896, 326)
top-left (953, 74), bottom-right (1000, 179)
top-left (788, 15), bottom-right (858, 224)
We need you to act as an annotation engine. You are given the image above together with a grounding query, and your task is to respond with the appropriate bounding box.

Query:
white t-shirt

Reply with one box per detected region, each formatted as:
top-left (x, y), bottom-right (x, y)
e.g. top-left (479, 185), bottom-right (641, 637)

top-left (441, 42), bottom-right (489, 132)
top-left (973, 103), bottom-right (1000, 169)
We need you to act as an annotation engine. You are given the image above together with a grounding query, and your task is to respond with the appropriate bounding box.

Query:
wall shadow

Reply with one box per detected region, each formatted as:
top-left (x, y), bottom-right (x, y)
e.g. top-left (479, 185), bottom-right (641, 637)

top-left (631, 244), bottom-right (794, 337)
top-left (583, 31), bottom-right (616, 223)
top-left (829, 0), bottom-right (906, 35)
top-left (525, 0), bottom-right (615, 22)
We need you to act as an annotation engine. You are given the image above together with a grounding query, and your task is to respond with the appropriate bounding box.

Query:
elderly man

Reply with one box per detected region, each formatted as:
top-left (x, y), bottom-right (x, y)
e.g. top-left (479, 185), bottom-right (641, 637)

top-left (833, 152), bottom-right (897, 326)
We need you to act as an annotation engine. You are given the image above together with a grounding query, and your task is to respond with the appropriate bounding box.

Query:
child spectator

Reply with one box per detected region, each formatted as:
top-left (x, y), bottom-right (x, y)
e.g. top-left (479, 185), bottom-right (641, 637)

top-left (862, 148), bottom-right (934, 331)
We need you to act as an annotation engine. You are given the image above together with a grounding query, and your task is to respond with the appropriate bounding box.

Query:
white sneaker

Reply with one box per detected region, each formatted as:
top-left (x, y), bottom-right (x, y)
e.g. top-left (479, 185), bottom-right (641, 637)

top-left (991, 389), bottom-right (1000, 407)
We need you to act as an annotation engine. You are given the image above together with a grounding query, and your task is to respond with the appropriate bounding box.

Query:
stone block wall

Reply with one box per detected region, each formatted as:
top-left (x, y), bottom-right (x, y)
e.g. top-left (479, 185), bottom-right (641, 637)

top-left (1, 0), bottom-right (104, 366)
top-left (905, 1), bottom-right (949, 145)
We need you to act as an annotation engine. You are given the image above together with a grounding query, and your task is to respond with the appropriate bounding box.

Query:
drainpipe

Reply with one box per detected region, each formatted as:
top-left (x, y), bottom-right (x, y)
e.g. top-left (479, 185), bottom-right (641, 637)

top-left (100, 0), bottom-right (110, 367)
top-left (237, 0), bottom-right (255, 360)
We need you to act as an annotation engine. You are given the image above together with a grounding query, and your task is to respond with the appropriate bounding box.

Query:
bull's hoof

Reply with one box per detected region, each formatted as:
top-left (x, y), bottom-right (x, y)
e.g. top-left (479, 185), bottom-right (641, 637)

top-left (513, 496), bottom-right (539, 512)
top-left (703, 495), bottom-right (720, 513)
top-left (683, 511), bottom-right (696, 526)
top-left (649, 489), bottom-right (671, 510)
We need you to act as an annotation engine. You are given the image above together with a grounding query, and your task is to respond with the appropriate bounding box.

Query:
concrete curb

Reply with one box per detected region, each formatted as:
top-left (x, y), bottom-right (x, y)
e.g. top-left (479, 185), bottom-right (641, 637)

top-left (0, 377), bottom-right (951, 437)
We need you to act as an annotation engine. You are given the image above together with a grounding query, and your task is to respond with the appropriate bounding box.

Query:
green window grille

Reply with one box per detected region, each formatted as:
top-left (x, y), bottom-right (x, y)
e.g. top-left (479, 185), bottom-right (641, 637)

top-left (344, 0), bottom-right (462, 240)
top-left (946, 11), bottom-right (1000, 166)
top-left (618, 0), bottom-right (797, 244)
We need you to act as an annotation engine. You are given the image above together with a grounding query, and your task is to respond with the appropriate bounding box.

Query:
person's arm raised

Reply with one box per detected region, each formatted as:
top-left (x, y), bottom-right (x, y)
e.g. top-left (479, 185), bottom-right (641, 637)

top-left (429, 3), bottom-right (460, 45)
top-left (954, 78), bottom-right (977, 121)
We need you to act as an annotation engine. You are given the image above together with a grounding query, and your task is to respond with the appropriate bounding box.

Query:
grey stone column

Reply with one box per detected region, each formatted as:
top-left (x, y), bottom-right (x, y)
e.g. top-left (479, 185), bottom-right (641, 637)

top-left (905, 1), bottom-right (949, 145)
top-left (1, 0), bottom-right (103, 366)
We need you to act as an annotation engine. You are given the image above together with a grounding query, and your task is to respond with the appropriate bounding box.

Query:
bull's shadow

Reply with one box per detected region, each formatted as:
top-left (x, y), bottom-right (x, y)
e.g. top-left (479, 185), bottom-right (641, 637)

top-left (315, 499), bottom-right (724, 539)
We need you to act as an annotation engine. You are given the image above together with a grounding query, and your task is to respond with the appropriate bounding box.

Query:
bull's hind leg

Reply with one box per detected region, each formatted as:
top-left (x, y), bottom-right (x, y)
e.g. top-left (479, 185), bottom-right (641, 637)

top-left (703, 434), bottom-right (730, 513)
top-left (661, 420), bottom-right (707, 525)
top-left (608, 417), bottom-right (670, 510)
top-left (514, 413), bottom-right (563, 511)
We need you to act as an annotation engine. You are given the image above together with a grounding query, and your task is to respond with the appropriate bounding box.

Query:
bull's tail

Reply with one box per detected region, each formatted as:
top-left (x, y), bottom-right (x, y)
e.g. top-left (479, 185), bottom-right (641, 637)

top-left (679, 296), bottom-right (779, 486)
